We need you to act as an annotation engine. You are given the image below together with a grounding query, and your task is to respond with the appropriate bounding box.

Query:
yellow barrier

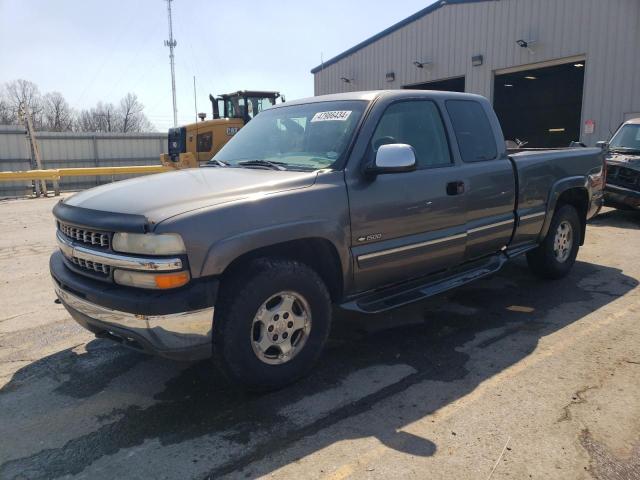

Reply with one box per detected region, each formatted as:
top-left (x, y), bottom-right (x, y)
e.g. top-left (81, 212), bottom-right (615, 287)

top-left (0, 165), bottom-right (173, 196)
top-left (0, 165), bottom-right (171, 182)
top-left (0, 169), bottom-right (61, 182)
top-left (57, 166), bottom-right (171, 177)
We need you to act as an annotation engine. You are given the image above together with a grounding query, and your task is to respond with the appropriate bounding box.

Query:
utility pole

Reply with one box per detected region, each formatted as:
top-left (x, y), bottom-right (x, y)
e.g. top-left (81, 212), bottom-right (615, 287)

top-left (19, 104), bottom-right (48, 196)
top-left (164, 0), bottom-right (178, 127)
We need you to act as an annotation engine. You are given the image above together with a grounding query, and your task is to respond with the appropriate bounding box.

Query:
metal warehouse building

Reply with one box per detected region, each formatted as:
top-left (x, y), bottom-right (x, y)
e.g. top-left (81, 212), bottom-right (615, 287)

top-left (312, 0), bottom-right (640, 147)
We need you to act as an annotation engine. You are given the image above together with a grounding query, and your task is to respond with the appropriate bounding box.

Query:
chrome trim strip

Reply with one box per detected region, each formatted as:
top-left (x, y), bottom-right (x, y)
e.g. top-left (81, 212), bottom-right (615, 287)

top-left (467, 219), bottom-right (514, 234)
top-left (358, 232), bottom-right (467, 262)
top-left (56, 231), bottom-right (182, 272)
top-left (520, 211), bottom-right (546, 221)
top-left (54, 283), bottom-right (213, 351)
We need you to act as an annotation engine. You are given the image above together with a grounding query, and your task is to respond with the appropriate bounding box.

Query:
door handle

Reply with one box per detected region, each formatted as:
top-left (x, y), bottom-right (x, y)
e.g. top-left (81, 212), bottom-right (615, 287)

top-left (446, 181), bottom-right (465, 196)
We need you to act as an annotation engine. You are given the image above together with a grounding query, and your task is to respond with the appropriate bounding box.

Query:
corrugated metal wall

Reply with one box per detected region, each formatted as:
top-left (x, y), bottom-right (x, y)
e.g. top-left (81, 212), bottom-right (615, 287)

top-left (313, 0), bottom-right (640, 145)
top-left (0, 127), bottom-right (167, 197)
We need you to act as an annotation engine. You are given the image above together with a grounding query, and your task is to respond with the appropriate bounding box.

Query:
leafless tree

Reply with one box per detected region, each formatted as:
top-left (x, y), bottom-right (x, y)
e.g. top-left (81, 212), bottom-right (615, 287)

top-left (76, 102), bottom-right (117, 132)
top-left (1, 79), bottom-right (156, 132)
top-left (0, 90), bottom-right (15, 125)
top-left (43, 92), bottom-right (74, 131)
top-left (117, 93), bottom-right (154, 132)
top-left (5, 79), bottom-right (44, 128)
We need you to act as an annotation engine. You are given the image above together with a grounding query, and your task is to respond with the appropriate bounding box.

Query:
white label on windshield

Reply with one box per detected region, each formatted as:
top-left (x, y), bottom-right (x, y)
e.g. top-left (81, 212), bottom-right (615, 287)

top-left (311, 110), bottom-right (352, 122)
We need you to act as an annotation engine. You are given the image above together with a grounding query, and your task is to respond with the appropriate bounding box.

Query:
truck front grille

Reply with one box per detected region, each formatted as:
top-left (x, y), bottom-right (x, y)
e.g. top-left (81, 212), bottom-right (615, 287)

top-left (59, 222), bottom-right (110, 248)
top-left (607, 165), bottom-right (640, 192)
top-left (69, 256), bottom-right (111, 276)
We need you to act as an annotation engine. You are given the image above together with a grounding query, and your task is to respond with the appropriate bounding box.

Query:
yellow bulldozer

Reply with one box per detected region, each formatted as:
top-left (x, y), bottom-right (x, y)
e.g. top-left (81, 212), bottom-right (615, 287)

top-left (160, 90), bottom-right (283, 169)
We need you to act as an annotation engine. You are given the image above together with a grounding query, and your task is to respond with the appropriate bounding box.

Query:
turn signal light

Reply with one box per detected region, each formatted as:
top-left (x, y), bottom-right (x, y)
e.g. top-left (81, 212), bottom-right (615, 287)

top-left (154, 271), bottom-right (190, 289)
top-left (114, 269), bottom-right (190, 290)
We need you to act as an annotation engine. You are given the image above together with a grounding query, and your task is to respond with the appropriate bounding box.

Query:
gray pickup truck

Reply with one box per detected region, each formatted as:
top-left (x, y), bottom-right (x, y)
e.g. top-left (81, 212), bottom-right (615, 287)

top-left (50, 90), bottom-right (604, 390)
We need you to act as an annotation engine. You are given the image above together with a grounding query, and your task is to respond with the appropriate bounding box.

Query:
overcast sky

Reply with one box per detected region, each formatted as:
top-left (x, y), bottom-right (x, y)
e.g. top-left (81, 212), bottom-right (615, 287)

top-left (0, 0), bottom-right (432, 131)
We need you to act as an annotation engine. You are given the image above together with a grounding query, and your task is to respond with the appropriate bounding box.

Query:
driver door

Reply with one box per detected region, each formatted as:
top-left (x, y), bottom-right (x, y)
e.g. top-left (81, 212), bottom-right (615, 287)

top-left (348, 99), bottom-right (467, 292)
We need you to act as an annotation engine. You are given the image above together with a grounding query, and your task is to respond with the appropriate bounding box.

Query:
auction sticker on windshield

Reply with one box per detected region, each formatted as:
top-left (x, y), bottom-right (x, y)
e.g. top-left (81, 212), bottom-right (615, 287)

top-left (311, 111), bottom-right (352, 122)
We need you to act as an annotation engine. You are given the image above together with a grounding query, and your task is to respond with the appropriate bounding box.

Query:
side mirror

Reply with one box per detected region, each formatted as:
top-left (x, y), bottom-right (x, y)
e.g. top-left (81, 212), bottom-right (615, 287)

top-left (368, 144), bottom-right (416, 175)
top-left (596, 141), bottom-right (609, 150)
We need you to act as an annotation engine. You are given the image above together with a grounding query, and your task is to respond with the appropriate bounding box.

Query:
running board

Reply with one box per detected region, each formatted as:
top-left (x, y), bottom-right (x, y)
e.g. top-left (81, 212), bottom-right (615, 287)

top-left (340, 254), bottom-right (507, 314)
top-left (504, 243), bottom-right (538, 259)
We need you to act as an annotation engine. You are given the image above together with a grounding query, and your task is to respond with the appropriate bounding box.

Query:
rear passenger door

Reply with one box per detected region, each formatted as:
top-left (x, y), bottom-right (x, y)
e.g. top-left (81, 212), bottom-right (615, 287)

top-left (445, 100), bottom-right (516, 260)
top-left (348, 99), bottom-right (467, 292)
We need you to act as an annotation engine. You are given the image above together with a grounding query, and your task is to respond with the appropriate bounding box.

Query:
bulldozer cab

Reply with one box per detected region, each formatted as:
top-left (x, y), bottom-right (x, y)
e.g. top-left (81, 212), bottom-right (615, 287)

top-left (214, 90), bottom-right (281, 124)
top-left (161, 90), bottom-right (281, 169)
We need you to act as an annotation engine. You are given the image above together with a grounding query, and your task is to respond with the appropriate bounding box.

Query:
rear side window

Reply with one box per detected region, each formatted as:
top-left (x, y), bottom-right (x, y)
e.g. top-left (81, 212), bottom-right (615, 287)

top-left (446, 100), bottom-right (497, 162)
top-left (371, 100), bottom-right (451, 168)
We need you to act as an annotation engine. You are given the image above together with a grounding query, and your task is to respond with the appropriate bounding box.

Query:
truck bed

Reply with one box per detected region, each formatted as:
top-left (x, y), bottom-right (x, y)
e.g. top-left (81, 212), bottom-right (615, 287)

top-left (509, 147), bottom-right (605, 247)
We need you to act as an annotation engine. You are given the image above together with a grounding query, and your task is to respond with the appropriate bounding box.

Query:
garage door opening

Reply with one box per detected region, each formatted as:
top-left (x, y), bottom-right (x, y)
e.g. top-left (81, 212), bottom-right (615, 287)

top-left (403, 76), bottom-right (465, 92)
top-left (494, 62), bottom-right (585, 148)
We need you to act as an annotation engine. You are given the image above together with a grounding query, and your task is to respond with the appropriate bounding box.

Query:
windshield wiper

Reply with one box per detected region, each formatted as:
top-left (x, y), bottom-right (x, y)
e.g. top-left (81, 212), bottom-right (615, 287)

top-left (237, 160), bottom-right (287, 171)
top-left (203, 159), bottom-right (229, 167)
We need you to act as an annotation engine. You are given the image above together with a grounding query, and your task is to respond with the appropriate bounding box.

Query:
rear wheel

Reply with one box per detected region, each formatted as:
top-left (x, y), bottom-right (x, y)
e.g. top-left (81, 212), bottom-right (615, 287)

top-left (527, 204), bottom-right (581, 279)
top-left (213, 258), bottom-right (332, 391)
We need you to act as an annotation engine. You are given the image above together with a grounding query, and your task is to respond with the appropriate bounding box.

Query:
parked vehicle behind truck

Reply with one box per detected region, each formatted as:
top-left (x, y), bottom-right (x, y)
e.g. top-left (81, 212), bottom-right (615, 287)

top-left (603, 118), bottom-right (640, 210)
top-left (50, 90), bottom-right (605, 390)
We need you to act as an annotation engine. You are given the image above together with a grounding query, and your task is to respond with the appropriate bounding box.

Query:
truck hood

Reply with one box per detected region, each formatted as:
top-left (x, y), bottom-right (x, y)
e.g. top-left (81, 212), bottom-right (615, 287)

top-left (606, 152), bottom-right (640, 170)
top-left (64, 167), bottom-right (318, 223)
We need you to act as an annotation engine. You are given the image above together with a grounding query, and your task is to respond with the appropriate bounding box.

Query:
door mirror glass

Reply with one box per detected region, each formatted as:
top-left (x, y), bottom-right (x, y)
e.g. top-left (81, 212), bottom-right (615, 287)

top-left (371, 143), bottom-right (417, 174)
top-left (596, 141), bottom-right (609, 150)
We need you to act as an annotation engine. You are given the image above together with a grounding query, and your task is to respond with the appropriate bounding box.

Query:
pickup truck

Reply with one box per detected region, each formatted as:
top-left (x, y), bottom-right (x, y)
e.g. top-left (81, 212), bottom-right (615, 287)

top-left (603, 117), bottom-right (640, 210)
top-left (50, 90), bottom-right (604, 390)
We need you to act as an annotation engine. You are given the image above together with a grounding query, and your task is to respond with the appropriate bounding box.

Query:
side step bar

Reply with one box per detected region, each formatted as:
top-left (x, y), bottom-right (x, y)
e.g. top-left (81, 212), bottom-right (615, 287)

top-left (340, 254), bottom-right (507, 314)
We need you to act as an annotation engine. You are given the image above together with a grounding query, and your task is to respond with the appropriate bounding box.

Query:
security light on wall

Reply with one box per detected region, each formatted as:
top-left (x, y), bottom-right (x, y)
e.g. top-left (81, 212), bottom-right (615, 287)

top-left (413, 61), bottom-right (432, 69)
top-left (515, 39), bottom-right (537, 54)
top-left (340, 77), bottom-right (353, 84)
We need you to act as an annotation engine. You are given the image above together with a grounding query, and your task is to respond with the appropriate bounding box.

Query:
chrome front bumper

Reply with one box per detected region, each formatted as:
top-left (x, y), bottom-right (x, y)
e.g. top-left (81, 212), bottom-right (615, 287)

top-left (54, 283), bottom-right (214, 360)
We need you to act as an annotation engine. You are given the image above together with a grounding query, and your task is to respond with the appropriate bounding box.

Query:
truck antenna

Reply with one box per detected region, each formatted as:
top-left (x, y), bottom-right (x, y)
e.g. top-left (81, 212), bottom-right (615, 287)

top-left (164, 0), bottom-right (178, 127)
top-left (193, 76), bottom-right (198, 124)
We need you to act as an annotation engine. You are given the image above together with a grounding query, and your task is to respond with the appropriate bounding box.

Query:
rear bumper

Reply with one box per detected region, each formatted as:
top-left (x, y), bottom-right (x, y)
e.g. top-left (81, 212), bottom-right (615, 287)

top-left (50, 251), bottom-right (217, 361)
top-left (604, 184), bottom-right (640, 210)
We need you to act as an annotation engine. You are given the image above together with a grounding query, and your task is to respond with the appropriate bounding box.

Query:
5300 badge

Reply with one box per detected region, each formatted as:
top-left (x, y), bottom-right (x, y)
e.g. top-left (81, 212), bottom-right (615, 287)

top-left (357, 233), bottom-right (382, 242)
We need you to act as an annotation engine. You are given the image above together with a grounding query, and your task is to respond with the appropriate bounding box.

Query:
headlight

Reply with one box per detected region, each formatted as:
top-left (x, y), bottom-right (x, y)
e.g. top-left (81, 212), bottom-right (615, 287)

top-left (114, 269), bottom-right (190, 289)
top-left (112, 233), bottom-right (186, 255)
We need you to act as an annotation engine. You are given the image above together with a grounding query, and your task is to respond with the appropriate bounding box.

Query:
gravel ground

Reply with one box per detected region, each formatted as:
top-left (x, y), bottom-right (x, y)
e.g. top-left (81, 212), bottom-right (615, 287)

top-left (0, 195), bottom-right (639, 480)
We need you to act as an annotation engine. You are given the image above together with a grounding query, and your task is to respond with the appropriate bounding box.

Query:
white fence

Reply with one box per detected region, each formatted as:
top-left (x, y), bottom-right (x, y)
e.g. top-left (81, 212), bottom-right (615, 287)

top-left (0, 126), bottom-right (167, 198)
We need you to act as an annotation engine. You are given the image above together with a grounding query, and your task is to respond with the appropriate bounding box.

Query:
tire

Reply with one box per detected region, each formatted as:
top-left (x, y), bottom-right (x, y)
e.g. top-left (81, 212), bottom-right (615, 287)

top-left (526, 204), bottom-right (581, 279)
top-left (212, 258), bottom-right (332, 391)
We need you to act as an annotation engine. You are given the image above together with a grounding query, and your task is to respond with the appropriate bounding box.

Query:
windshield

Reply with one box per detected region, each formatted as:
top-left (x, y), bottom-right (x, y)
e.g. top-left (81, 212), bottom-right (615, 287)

top-left (610, 124), bottom-right (640, 152)
top-left (213, 100), bottom-right (367, 170)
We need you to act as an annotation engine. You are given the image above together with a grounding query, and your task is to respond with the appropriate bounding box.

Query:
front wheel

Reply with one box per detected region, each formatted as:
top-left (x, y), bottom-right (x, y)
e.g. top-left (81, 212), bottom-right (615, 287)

top-left (527, 204), bottom-right (581, 279)
top-left (213, 258), bottom-right (332, 391)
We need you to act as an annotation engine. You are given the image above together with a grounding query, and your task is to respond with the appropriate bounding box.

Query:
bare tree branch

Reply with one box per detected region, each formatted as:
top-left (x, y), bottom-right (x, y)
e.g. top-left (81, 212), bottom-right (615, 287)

top-left (117, 93), bottom-right (154, 132)
top-left (43, 92), bottom-right (74, 131)
top-left (5, 79), bottom-right (43, 128)
top-left (1, 79), bottom-right (155, 132)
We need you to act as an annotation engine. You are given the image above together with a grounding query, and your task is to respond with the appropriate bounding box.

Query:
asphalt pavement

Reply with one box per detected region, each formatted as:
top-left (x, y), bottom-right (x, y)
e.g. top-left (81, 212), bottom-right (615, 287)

top-left (1, 196), bottom-right (639, 479)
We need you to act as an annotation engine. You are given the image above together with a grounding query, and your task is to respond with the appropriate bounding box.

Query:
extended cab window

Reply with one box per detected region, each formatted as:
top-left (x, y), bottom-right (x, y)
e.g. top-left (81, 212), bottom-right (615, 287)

top-left (371, 100), bottom-right (451, 168)
top-left (446, 100), bottom-right (497, 162)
